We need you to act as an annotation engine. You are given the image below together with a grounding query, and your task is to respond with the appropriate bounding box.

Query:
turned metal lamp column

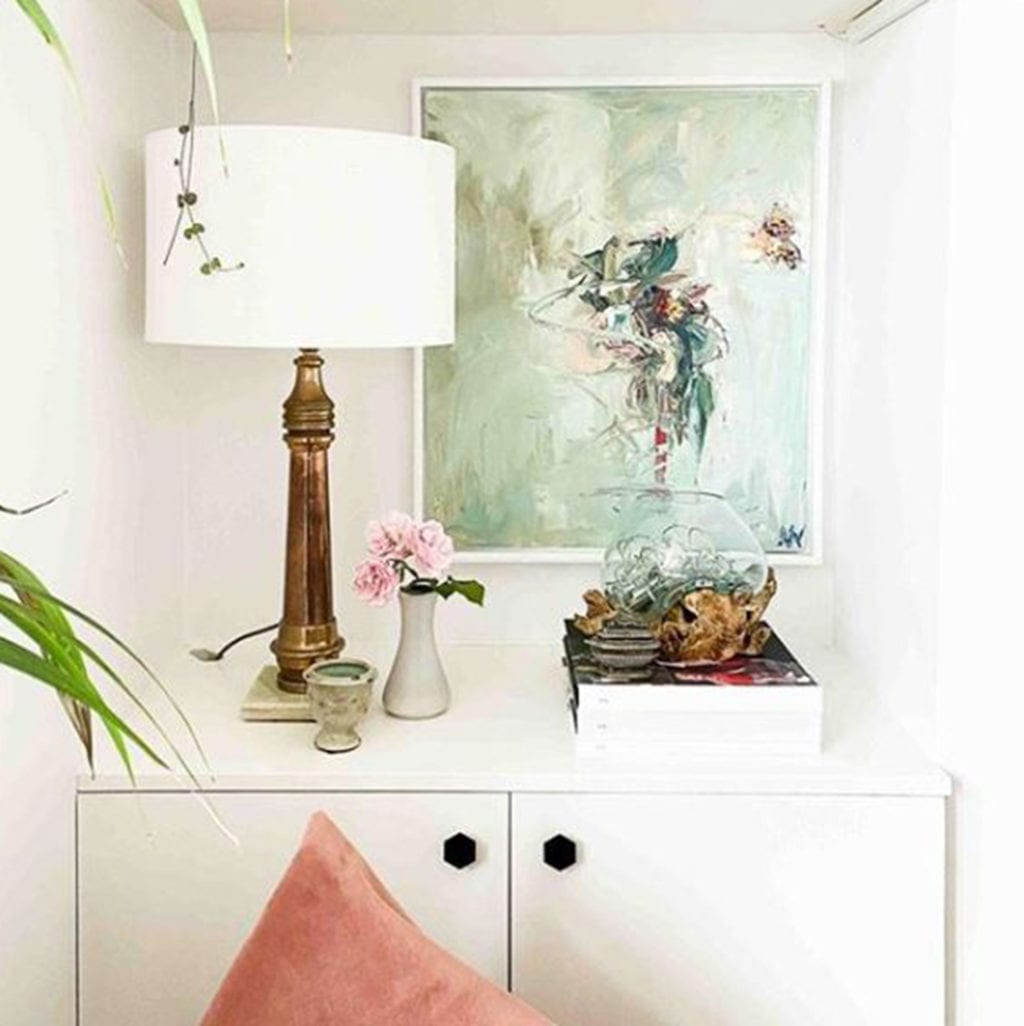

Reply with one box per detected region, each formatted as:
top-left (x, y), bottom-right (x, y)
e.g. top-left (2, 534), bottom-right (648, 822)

top-left (272, 350), bottom-right (343, 691)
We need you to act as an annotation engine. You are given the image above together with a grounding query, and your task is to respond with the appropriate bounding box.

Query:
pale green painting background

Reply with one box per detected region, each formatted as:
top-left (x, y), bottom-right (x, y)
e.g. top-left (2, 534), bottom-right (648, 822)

top-left (422, 86), bottom-right (819, 553)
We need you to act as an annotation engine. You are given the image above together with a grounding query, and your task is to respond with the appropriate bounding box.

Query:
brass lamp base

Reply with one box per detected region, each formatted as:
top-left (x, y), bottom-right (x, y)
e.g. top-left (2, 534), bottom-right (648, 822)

top-left (272, 622), bottom-right (342, 692)
top-left (272, 349), bottom-right (345, 693)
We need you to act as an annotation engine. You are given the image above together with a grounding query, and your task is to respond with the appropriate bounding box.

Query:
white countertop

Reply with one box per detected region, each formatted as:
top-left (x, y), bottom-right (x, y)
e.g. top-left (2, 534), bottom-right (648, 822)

top-left (78, 642), bottom-right (951, 797)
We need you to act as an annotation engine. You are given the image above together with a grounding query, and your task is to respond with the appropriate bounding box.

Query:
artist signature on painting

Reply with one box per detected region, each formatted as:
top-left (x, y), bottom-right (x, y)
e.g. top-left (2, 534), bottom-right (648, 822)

top-left (777, 525), bottom-right (806, 550)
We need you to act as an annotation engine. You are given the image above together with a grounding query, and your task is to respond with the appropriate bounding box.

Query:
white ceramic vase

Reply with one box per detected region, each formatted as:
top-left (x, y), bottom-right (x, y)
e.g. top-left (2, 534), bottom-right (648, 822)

top-left (382, 590), bottom-right (451, 719)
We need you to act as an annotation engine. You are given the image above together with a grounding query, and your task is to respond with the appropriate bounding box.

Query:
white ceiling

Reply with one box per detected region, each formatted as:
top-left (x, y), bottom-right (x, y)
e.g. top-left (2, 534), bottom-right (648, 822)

top-left (139, 0), bottom-right (858, 35)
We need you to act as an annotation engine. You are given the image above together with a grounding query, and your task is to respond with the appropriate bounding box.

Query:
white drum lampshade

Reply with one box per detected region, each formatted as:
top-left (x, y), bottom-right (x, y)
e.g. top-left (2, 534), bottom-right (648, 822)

top-left (143, 125), bottom-right (456, 697)
top-left (145, 125), bottom-right (455, 349)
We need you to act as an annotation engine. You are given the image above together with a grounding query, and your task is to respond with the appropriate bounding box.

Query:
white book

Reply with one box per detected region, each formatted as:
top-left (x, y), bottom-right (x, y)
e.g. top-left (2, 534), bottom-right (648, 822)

top-left (574, 701), bottom-right (821, 750)
top-left (574, 732), bottom-right (822, 759)
top-left (574, 705), bottom-right (821, 736)
top-left (564, 625), bottom-right (823, 755)
top-left (574, 682), bottom-right (821, 714)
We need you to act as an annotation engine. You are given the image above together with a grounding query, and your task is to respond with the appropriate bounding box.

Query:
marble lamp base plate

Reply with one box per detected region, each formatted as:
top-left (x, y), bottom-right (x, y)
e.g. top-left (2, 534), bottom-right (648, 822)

top-left (241, 665), bottom-right (315, 722)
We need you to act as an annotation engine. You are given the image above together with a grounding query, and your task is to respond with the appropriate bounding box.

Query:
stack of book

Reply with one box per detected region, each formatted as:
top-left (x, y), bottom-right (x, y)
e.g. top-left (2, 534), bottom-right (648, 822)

top-left (563, 622), bottom-right (821, 757)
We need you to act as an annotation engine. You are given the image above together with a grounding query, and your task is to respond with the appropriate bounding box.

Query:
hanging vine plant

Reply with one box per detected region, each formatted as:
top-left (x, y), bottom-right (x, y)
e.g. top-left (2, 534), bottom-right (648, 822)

top-left (9, 0), bottom-right (293, 265)
top-left (163, 45), bottom-right (245, 276)
top-left (10, 0), bottom-right (225, 255)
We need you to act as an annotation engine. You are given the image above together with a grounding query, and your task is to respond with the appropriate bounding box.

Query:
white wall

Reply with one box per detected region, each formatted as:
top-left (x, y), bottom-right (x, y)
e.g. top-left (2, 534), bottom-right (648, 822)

top-left (832, 0), bottom-right (955, 746)
top-left (179, 32), bottom-right (843, 668)
top-left (0, 25), bottom-right (845, 1019)
top-left (0, 1), bottom-right (179, 1021)
top-left (831, 3), bottom-right (1024, 1021)
top-left (938, 1), bottom-right (1024, 1022)
top-left (2, 12), bottom-right (986, 1021)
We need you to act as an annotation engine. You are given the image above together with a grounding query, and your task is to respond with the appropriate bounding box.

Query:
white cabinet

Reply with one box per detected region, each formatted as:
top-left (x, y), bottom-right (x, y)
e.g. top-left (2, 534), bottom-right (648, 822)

top-left (512, 793), bottom-right (945, 1026)
top-left (79, 790), bottom-right (945, 1026)
top-left (77, 791), bottom-right (509, 1026)
top-left (76, 645), bottom-right (950, 1025)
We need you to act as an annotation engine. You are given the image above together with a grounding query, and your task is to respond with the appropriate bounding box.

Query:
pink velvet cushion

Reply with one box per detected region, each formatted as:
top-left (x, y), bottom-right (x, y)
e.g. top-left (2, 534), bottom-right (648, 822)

top-left (201, 812), bottom-right (554, 1026)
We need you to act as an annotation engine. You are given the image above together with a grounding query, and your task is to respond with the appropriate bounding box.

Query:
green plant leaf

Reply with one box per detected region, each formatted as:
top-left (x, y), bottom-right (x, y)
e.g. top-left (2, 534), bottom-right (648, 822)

top-left (0, 563), bottom-right (210, 773)
top-left (0, 590), bottom-right (212, 792)
top-left (0, 550), bottom-right (93, 764)
top-left (174, 0), bottom-right (227, 173)
top-left (13, 0), bottom-right (79, 101)
top-left (98, 170), bottom-right (126, 267)
top-left (0, 593), bottom-right (95, 760)
top-left (0, 635), bottom-right (167, 773)
top-left (0, 559), bottom-right (232, 840)
top-left (283, 0), bottom-right (293, 64)
top-left (71, 632), bottom-right (208, 794)
top-left (0, 595), bottom-right (130, 778)
top-left (0, 550), bottom-right (132, 772)
top-left (0, 553), bottom-right (86, 668)
top-left (436, 578), bottom-right (486, 606)
top-left (12, 0), bottom-right (126, 261)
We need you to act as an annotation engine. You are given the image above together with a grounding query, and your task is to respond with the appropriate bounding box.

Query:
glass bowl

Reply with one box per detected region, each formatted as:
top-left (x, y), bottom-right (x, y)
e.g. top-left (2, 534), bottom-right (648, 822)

top-left (600, 488), bottom-right (768, 624)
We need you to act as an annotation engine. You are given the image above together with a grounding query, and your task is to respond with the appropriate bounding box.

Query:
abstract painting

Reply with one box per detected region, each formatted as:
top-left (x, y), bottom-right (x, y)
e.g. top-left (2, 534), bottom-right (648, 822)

top-left (417, 82), bottom-right (825, 557)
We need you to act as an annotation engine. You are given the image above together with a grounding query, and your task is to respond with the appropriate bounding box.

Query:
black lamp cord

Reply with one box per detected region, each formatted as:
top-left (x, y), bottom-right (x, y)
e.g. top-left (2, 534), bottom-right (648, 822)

top-left (189, 622), bottom-right (278, 662)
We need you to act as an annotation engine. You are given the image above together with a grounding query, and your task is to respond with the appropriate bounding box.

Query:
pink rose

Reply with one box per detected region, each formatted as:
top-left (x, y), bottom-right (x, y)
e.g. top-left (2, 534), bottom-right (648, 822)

top-left (408, 519), bottom-right (455, 578)
top-left (352, 557), bottom-right (399, 606)
top-left (366, 511), bottom-right (414, 559)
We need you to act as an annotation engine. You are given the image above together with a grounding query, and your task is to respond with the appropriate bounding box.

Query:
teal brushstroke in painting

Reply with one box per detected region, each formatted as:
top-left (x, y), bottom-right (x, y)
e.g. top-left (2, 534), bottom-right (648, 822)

top-left (423, 86), bottom-right (818, 553)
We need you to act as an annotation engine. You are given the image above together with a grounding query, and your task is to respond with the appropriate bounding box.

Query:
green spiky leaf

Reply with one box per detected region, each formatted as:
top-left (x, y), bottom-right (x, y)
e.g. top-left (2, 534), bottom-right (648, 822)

top-left (283, 0), bottom-right (293, 64)
top-left (0, 550), bottom-right (93, 764)
top-left (13, 0), bottom-right (78, 99)
top-left (13, 0), bottom-right (126, 260)
top-left (0, 560), bottom-right (210, 774)
top-left (174, 0), bottom-right (228, 173)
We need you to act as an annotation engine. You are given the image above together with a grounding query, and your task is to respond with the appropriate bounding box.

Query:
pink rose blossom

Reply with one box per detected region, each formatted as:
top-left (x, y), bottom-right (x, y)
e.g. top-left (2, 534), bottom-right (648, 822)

top-left (366, 511), bottom-right (414, 559)
top-left (408, 519), bottom-right (455, 577)
top-left (352, 557), bottom-right (400, 606)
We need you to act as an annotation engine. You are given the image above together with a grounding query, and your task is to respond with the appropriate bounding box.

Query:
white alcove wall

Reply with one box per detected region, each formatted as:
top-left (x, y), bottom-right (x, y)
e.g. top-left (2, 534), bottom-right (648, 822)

top-left (174, 31), bottom-right (845, 667)
top-left (833, 0), bottom-right (955, 750)
top-left (168, 5), bottom-right (964, 810)
top-left (0, 3), bottom-right (975, 1023)
top-left (0, 1), bottom-right (183, 1022)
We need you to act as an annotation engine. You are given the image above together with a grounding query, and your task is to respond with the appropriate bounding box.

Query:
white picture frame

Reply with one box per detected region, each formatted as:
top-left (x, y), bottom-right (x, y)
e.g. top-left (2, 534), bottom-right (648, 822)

top-left (412, 76), bottom-right (831, 567)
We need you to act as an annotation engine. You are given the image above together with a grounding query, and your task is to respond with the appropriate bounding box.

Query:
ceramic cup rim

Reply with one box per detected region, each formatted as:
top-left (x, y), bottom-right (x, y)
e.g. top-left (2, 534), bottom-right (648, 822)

top-left (304, 658), bottom-right (378, 689)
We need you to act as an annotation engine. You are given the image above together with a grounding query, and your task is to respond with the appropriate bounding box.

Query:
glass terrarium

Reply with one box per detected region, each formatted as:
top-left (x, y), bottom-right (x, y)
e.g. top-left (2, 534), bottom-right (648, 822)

top-left (601, 488), bottom-right (768, 624)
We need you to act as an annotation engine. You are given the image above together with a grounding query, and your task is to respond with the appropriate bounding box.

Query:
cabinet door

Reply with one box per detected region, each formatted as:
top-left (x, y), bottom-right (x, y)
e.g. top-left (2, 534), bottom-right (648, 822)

top-left (513, 794), bottom-right (944, 1026)
top-left (79, 791), bottom-right (508, 1026)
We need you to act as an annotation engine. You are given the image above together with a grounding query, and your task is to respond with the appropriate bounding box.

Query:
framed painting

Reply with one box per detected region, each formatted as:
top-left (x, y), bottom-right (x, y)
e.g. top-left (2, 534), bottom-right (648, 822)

top-left (414, 78), bottom-right (829, 563)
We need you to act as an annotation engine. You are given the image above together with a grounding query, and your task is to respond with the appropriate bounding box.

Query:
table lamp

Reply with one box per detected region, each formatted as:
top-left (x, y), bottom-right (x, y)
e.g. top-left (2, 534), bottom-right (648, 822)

top-left (145, 126), bottom-right (455, 693)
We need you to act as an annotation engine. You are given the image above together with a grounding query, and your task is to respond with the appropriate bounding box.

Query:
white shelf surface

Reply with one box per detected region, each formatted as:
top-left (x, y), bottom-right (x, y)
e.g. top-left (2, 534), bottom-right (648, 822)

top-left (79, 643), bottom-right (950, 796)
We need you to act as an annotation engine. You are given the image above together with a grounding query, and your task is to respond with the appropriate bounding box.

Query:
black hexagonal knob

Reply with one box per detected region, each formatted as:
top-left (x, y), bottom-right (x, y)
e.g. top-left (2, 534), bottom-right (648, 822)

top-left (543, 834), bottom-right (578, 871)
top-left (443, 832), bottom-right (477, 870)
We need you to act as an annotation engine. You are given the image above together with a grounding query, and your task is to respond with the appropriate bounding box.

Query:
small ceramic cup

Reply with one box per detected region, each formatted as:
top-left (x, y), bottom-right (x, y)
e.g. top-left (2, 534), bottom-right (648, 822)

top-left (303, 658), bottom-right (377, 754)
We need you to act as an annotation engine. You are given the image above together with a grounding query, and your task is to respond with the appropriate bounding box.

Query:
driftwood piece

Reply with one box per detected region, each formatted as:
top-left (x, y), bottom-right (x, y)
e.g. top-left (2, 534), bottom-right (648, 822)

top-left (572, 589), bottom-right (619, 636)
top-left (658, 569), bottom-right (777, 663)
top-left (573, 569), bottom-right (777, 664)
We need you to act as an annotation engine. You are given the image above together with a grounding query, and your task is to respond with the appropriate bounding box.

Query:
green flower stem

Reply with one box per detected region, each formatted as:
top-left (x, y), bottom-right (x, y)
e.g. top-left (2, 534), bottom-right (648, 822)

top-left (385, 558), bottom-right (484, 606)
